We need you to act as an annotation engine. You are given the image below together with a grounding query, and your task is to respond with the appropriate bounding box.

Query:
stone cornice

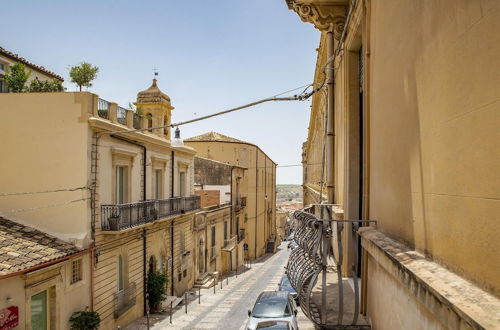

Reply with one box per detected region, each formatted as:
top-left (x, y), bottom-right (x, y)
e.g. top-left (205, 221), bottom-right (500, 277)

top-left (286, 0), bottom-right (348, 34)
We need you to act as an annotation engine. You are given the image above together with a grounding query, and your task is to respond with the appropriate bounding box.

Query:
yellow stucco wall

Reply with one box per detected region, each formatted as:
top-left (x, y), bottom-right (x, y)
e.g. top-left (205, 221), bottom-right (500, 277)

top-left (366, 0), bottom-right (500, 295)
top-left (0, 92), bottom-right (93, 247)
top-left (298, 0), bottom-right (500, 327)
top-left (305, 0), bottom-right (499, 296)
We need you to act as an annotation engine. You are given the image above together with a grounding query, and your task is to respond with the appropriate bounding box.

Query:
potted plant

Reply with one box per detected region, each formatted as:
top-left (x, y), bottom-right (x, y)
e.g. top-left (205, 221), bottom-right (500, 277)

top-left (147, 270), bottom-right (169, 313)
top-left (108, 212), bottom-right (120, 231)
top-left (69, 309), bottom-right (100, 330)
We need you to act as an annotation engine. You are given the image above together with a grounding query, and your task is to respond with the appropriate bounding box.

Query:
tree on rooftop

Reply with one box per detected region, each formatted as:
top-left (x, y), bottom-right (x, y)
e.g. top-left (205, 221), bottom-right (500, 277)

top-left (4, 62), bottom-right (31, 92)
top-left (69, 62), bottom-right (99, 91)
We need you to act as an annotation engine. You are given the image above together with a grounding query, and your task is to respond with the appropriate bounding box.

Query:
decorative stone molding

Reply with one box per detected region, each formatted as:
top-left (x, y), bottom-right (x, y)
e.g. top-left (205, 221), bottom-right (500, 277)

top-left (286, 0), bottom-right (347, 35)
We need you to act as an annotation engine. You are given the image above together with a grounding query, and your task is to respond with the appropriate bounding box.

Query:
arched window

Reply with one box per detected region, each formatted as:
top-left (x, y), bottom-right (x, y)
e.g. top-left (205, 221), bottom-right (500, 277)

top-left (147, 114), bottom-right (153, 132)
top-left (149, 255), bottom-right (157, 273)
top-left (118, 255), bottom-right (125, 291)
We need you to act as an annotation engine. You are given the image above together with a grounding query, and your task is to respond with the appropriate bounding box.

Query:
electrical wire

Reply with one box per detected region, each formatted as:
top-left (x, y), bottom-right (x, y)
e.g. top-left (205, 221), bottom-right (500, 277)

top-left (95, 82), bottom-right (316, 137)
top-left (0, 186), bottom-right (88, 197)
top-left (2, 197), bottom-right (90, 214)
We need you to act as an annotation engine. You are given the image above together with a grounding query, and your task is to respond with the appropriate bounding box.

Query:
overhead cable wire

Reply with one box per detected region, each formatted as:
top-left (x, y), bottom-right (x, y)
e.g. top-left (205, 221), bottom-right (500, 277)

top-left (0, 186), bottom-right (88, 197)
top-left (2, 197), bottom-right (90, 214)
top-left (95, 82), bottom-right (316, 137)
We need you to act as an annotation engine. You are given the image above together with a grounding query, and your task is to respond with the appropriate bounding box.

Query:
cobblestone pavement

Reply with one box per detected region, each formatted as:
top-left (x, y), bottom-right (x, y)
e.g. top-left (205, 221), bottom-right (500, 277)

top-left (125, 243), bottom-right (315, 330)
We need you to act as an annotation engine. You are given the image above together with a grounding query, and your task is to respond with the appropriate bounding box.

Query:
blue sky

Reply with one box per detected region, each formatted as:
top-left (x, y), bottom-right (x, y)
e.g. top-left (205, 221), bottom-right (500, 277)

top-left (2, 0), bottom-right (319, 184)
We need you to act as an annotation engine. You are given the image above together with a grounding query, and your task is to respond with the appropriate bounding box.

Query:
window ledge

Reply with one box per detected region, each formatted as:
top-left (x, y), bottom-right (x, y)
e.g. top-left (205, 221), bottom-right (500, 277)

top-left (359, 227), bottom-right (500, 329)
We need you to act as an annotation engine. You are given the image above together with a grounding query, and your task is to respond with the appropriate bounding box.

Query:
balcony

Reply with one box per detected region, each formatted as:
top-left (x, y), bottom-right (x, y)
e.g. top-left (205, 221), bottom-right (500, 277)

top-left (114, 282), bottom-right (136, 318)
top-left (224, 235), bottom-right (237, 249)
top-left (117, 106), bottom-right (127, 125)
top-left (234, 196), bottom-right (247, 212)
top-left (238, 229), bottom-right (245, 242)
top-left (101, 195), bottom-right (200, 231)
top-left (287, 204), bottom-right (376, 328)
top-left (97, 98), bottom-right (110, 119)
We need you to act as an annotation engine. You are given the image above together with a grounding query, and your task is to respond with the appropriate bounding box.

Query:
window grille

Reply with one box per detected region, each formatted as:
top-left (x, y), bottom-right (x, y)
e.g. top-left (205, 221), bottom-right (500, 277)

top-left (71, 259), bottom-right (82, 284)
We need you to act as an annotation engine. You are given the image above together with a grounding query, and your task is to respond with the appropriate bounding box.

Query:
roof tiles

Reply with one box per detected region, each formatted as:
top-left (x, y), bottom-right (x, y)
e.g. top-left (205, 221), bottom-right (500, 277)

top-left (0, 217), bottom-right (80, 276)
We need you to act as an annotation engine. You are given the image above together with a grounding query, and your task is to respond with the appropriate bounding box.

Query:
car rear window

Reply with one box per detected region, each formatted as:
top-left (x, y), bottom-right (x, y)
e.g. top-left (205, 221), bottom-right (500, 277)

top-left (256, 320), bottom-right (290, 329)
top-left (252, 297), bottom-right (291, 318)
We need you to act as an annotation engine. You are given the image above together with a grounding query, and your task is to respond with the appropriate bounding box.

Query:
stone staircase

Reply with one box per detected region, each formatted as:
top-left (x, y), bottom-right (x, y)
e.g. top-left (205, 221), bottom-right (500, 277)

top-left (193, 273), bottom-right (215, 289)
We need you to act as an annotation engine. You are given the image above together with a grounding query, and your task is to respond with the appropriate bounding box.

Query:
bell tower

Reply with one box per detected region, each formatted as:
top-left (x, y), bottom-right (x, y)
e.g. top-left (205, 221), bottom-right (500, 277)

top-left (135, 79), bottom-right (174, 139)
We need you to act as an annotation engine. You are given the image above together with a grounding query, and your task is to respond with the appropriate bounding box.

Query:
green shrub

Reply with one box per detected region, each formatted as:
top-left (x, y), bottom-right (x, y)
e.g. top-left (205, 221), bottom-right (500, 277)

top-left (4, 62), bottom-right (30, 92)
top-left (147, 270), bottom-right (169, 312)
top-left (27, 78), bottom-right (64, 92)
top-left (69, 310), bottom-right (100, 330)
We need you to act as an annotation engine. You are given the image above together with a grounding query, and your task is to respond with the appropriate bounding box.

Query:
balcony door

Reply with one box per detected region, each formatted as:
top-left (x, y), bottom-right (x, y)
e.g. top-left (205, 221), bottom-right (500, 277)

top-left (179, 171), bottom-right (186, 197)
top-left (155, 169), bottom-right (163, 199)
top-left (116, 166), bottom-right (128, 204)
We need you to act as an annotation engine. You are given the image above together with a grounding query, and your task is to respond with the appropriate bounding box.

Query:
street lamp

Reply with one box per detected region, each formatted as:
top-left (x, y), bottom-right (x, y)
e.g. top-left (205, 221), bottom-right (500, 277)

top-left (171, 127), bottom-right (184, 148)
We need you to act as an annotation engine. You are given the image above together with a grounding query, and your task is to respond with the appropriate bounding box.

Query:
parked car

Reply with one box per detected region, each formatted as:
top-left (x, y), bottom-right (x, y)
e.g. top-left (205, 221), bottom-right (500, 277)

top-left (287, 241), bottom-right (298, 250)
top-left (278, 274), bottom-right (298, 305)
top-left (256, 320), bottom-right (292, 329)
top-left (246, 291), bottom-right (298, 330)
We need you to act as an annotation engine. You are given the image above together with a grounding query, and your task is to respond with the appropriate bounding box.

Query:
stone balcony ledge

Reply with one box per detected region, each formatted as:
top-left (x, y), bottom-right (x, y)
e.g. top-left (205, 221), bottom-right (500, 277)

top-left (359, 227), bottom-right (500, 329)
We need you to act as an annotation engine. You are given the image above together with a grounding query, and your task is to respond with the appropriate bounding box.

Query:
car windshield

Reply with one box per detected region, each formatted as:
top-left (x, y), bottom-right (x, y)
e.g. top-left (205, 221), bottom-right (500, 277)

top-left (252, 297), bottom-right (291, 318)
top-left (256, 321), bottom-right (290, 329)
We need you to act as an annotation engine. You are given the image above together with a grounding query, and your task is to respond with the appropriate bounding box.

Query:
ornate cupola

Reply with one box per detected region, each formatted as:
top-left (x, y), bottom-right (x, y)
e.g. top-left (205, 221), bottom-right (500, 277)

top-left (135, 79), bottom-right (175, 139)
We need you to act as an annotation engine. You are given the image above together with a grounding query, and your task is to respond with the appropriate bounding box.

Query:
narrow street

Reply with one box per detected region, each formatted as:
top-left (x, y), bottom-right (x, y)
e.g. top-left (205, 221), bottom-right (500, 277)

top-left (126, 243), bottom-right (314, 330)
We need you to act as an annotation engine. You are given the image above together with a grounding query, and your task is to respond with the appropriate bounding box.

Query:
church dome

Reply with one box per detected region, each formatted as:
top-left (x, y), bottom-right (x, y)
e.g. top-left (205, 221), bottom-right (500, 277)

top-left (136, 79), bottom-right (171, 105)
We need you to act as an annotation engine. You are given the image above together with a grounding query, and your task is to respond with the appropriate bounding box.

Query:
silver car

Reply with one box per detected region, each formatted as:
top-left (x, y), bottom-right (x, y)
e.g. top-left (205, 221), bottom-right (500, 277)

top-left (246, 291), bottom-right (298, 330)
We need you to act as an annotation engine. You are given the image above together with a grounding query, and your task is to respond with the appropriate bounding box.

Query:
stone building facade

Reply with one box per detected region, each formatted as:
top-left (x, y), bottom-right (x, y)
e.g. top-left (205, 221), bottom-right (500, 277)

top-left (287, 0), bottom-right (500, 329)
top-left (0, 80), bottom-right (200, 329)
top-left (186, 132), bottom-right (278, 259)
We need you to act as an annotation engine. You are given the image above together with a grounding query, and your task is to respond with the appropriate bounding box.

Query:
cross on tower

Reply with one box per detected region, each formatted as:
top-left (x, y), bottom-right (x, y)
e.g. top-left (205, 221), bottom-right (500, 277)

top-left (153, 67), bottom-right (159, 78)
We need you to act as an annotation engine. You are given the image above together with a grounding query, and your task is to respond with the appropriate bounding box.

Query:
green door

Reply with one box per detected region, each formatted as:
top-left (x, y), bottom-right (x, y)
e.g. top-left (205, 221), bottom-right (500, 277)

top-left (31, 291), bottom-right (47, 330)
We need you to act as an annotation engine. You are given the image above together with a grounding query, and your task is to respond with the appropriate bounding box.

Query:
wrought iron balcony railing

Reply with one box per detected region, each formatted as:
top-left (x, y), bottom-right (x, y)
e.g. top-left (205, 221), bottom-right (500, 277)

top-left (286, 204), bottom-right (376, 328)
top-left (234, 196), bottom-right (247, 212)
top-left (97, 98), bottom-right (110, 119)
top-left (101, 195), bottom-right (200, 231)
top-left (114, 282), bottom-right (136, 318)
top-left (117, 106), bottom-right (127, 125)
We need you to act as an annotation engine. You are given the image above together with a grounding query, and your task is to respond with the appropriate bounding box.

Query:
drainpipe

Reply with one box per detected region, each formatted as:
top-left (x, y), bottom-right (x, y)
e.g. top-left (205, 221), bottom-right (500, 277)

top-left (170, 150), bottom-right (175, 295)
top-left (254, 149), bottom-right (258, 259)
top-left (143, 228), bottom-right (148, 316)
top-left (264, 157), bottom-right (267, 244)
top-left (230, 167), bottom-right (234, 237)
top-left (110, 134), bottom-right (148, 315)
top-left (90, 247), bottom-right (95, 311)
top-left (326, 30), bottom-right (335, 205)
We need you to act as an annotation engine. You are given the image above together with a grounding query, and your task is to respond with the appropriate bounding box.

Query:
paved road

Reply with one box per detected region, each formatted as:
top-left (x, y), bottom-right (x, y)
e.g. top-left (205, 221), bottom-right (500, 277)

top-left (127, 243), bottom-right (314, 330)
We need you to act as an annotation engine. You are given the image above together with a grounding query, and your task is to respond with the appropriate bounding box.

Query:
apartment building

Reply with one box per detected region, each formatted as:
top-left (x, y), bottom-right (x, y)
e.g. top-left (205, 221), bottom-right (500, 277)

top-left (0, 46), bottom-right (63, 92)
top-left (185, 132), bottom-right (278, 260)
top-left (192, 157), bottom-right (246, 287)
top-left (287, 0), bottom-right (500, 329)
top-left (0, 79), bottom-right (200, 329)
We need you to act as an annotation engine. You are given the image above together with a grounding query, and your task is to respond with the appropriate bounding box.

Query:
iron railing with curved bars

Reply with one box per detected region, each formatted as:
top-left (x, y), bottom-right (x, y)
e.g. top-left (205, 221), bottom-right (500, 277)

top-left (286, 204), bottom-right (376, 329)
